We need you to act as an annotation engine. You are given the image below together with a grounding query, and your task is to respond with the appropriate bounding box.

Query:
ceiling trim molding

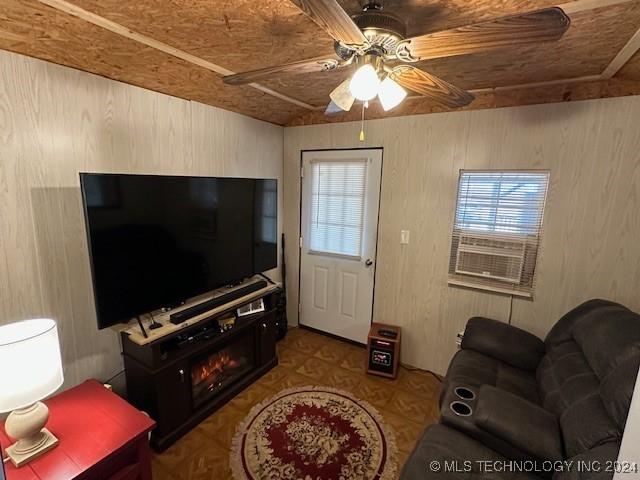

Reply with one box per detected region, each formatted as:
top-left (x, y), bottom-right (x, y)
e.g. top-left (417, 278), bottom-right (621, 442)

top-left (602, 26), bottom-right (640, 77)
top-left (311, 74), bottom-right (606, 111)
top-left (557, 0), bottom-right (637, 14)
top-left (36, 0), bottom-right (315, 110)
top-left (468, 74), bottom-right (604, 93)
top-left (287, 78), bottom-right (640, 126)
top-left (388, 75), bottom-right (604, 104)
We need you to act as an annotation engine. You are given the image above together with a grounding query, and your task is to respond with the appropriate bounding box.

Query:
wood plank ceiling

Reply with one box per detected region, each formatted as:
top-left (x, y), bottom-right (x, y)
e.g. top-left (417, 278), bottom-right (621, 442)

top-left (1, 0), bottom-right (640, 126)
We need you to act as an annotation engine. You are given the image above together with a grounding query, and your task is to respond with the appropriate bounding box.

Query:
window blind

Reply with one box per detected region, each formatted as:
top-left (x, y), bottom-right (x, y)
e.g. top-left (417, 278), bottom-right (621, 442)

top-left (448, 170), bottom-right (550, 296)
top-left (309, 160), bottom-right (367, 257)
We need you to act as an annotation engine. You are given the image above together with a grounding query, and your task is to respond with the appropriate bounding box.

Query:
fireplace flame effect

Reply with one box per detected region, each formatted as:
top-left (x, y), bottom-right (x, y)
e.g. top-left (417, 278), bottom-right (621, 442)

top-left (192, 351), bottom-right (240, 386)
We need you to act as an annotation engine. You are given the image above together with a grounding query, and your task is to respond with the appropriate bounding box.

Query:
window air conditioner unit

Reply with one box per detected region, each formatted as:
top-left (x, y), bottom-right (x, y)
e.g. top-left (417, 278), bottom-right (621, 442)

top-left (455, 233), bottom-right (526, 284)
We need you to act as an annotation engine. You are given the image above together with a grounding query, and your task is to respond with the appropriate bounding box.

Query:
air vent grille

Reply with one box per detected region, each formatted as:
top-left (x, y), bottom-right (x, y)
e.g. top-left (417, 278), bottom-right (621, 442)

top-left (455, 234), bottom-right (526, 284)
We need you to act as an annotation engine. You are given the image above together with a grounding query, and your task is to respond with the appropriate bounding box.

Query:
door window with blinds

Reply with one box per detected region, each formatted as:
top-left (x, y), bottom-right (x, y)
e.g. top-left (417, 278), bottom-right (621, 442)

top-left (308, 160), bottom-right (367, 258)
top-left (448, 170), bottom-right (550, 297)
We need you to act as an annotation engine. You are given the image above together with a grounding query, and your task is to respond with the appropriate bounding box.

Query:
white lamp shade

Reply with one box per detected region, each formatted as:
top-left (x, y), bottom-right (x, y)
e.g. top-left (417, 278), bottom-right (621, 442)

top-left (378, 76), bottom-right (407, 111)
top-left (0, 319), bottom-right (64, 412)
top-left (349, 64), bottom-right (380, 101)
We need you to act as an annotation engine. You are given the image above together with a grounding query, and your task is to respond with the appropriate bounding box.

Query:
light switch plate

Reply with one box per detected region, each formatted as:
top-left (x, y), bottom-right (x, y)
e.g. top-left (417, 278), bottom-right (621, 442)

top-left (400, 230), bottom-right (410, 244)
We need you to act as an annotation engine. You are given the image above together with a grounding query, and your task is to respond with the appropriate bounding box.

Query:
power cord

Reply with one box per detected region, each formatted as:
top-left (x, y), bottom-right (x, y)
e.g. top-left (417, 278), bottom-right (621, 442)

top-left (105, 369), bottom-right (125, 385)
top-left (508, 294), bottom-right (514, 325)
top-left (258, 272), bottom-right (276, 285)
top-left (400, 363), bottom-right (443, 383)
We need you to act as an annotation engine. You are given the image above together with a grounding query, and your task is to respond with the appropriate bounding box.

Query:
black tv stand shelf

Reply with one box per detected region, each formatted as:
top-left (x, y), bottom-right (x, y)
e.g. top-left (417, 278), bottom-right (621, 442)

top-left (121, 286), bottom-right (282, 452)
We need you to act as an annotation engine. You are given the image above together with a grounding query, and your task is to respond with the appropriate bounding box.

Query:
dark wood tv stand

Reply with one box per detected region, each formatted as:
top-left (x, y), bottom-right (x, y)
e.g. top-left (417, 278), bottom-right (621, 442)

top-left (120, 285), bottom-right (281, 451)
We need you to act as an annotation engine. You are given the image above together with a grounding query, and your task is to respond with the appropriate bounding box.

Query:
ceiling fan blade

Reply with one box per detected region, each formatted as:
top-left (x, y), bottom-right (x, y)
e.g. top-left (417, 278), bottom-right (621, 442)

top-left (325, 100), bottom-right (347, 116)
top-left (390, 66), bottom-right (474, 108)
top-left (289, 0), bottom-right (367, 46)
top-left (399, 7), bottom-right (570, 61)
top-left (223, 56), bottom-right (343, 85)
top-left (329, 78), bottom-right (355, 112)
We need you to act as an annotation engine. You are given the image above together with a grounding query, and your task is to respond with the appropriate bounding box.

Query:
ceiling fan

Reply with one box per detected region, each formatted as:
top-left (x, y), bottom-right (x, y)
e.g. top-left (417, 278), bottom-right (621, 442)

top-left (223, 0), bottom-right (570, 115)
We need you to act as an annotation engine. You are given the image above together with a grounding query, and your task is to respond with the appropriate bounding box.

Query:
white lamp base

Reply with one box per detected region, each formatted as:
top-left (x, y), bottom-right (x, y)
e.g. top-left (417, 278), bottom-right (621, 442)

top-left (4, 401), bottom-right (59, 467)
top-left (5, 427), bottom-right (59, 467)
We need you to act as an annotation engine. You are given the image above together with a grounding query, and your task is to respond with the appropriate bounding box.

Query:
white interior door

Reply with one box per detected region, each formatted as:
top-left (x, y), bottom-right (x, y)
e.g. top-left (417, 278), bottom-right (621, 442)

top-left (299, 149), bottom-right (382, 343)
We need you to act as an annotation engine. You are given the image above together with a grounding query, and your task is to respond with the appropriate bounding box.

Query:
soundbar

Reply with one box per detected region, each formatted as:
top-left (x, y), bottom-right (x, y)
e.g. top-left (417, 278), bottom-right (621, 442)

top-left (169, 280), bottom-right (268, 325)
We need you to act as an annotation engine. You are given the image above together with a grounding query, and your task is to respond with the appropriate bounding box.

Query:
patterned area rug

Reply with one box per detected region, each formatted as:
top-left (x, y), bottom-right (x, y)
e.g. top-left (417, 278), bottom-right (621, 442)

top-left (230, 386), bottom-right (398, 480)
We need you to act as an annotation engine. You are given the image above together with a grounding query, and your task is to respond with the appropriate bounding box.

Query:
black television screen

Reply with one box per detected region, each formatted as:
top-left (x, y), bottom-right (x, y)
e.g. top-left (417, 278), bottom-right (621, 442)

top-left (80, 173), bottom-right (277, 329)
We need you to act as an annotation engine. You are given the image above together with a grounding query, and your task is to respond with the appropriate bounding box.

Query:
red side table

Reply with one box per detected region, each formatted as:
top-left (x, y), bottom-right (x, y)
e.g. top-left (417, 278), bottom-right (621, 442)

top-left (0, 380), bottom-right (155, 480)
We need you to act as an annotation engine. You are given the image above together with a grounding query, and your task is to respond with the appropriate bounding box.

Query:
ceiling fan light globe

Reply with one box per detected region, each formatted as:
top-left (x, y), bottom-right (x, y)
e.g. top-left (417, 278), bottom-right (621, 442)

top-left (378, 76), bottom-right (407, 111)
top-left (349, 64), bottom-right (380, 101)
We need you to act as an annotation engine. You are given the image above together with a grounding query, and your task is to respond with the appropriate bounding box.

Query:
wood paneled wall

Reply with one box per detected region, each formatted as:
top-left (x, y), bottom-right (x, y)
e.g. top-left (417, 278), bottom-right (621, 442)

top-left (3, 45), bottom-right (640, 386)
top-left (0, 50), bottom-right (284, 390)
top-left (284, 96), bottom-right (640, 374)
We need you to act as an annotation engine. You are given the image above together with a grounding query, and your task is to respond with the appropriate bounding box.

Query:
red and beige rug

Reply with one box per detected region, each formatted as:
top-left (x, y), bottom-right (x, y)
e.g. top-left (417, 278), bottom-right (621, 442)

top-left (230, 386), bottom-right (398, 480)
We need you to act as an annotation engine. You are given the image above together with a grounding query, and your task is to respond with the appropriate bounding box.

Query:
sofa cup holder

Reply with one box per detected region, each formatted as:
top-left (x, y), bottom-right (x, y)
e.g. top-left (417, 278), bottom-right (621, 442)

top-left (454, 386), bottom-right (476, 401)
top-left (450, 401), bottom-right (473, 417)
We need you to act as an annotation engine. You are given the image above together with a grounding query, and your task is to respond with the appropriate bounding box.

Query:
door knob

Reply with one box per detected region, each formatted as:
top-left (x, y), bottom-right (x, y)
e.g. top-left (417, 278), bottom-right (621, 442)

top-left (365, 259), bottom-right (373, 267)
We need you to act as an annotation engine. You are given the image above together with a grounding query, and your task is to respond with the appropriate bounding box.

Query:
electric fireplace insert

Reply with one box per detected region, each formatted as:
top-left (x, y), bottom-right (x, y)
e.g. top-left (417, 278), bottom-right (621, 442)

top-left (190, 332), bottom-right (255, 408)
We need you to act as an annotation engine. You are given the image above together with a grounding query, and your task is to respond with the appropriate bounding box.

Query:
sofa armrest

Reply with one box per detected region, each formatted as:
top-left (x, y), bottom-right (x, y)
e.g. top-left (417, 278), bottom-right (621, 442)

top-left (461, 317), bottom-right (545, 371)
top-left (475, 385), bottom-right (564, 462)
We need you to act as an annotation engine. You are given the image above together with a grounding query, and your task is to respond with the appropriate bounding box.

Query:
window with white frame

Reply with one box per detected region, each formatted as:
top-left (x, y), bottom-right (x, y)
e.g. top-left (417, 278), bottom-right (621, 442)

top-left (308, 160), bottom-right (367, 258)
top-left (448, 170), bottom-right (550, 297)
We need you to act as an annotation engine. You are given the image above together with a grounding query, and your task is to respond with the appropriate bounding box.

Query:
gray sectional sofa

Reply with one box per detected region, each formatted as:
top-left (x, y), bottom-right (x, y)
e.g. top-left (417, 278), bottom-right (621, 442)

top-left (401, 299), bottom-right (640, 480)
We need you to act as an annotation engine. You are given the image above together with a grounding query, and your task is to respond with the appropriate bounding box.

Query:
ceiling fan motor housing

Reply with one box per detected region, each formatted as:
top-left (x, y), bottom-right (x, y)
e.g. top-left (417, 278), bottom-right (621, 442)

top-left (354, 10), bottom-right (406, 41)
top-left (350, 9), bottom-right (407, 59)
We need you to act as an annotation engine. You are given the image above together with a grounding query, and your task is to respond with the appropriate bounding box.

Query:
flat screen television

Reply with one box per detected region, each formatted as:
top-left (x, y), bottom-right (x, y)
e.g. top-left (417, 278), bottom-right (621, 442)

top-left (80, 173), bottom-right (277, 329)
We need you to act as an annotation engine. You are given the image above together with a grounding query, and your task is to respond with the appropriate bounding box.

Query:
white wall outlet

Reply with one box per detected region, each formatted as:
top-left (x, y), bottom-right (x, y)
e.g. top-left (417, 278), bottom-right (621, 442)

top-left (400, 230), bottom-right (410, 244)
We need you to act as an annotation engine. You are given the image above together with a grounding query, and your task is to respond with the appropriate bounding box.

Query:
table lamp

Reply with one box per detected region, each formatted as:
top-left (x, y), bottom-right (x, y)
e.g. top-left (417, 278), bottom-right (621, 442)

top-left (0, 318), bottom-right (64, 467)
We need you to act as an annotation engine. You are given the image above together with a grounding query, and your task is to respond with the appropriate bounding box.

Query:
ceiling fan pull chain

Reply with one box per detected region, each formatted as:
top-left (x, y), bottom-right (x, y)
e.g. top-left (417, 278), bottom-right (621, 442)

top-left (359, 101), bottom-right (368, 142)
